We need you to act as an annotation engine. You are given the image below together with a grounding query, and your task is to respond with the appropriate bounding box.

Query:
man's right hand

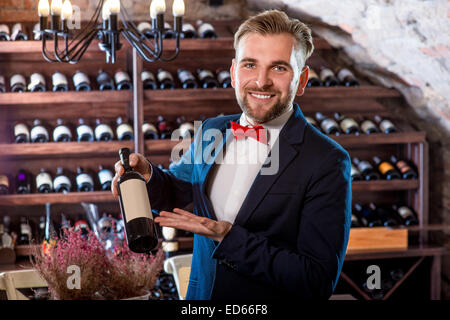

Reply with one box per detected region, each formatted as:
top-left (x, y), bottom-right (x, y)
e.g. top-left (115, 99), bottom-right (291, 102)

top-left (111, 152), bottom-right (152, 197)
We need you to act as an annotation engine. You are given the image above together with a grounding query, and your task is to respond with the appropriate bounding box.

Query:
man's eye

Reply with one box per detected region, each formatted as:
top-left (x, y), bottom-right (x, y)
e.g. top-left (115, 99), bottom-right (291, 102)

top-left (244, 63), bottom-right (255, 69)
top-left (274, 65), bottom-right (287, 71)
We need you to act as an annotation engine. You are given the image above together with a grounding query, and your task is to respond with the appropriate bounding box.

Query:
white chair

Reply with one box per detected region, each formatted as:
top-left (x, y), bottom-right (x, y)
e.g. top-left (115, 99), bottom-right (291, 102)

top-left (163, 254), bottom-right (192, 300)
top-left (0, 269), bottom-right (48, 300)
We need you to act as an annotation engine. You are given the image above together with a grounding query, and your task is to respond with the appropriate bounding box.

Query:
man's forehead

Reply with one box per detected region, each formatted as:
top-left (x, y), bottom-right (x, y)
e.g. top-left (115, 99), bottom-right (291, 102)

top-left (236, 33), bottom-right (297, 61)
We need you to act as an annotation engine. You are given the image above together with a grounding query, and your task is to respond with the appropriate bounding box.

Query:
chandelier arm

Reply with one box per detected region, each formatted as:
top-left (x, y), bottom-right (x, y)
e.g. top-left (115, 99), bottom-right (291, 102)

top-left (67, 29), bottom-right (99, 63)
top-left (42, 33), bottom-right (59, 63)
top-left (121, 30), bottom-right (159, 63)
top-left (122, 28), bottom-right (161, 60)
top-left (157, 33), bottom-right (181, 62)
top-left (53, 34), bottom-right (68, 62)
top-left (65, 28), bottom-right (98, 58)
top-left (120, 4), bottom-right (149, 43)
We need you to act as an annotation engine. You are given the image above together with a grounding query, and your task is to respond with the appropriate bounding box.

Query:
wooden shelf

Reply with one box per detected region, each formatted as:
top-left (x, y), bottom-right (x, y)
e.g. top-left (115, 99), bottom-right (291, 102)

top-left (0, 191), bottom-right (115, 206)
top-left (345, 245), bottom-right (447, 261)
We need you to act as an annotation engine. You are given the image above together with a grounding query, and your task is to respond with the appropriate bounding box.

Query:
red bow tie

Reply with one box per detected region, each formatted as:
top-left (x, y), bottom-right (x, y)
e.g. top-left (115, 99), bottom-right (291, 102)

top-left (230, 120), bottom-right (268, 144)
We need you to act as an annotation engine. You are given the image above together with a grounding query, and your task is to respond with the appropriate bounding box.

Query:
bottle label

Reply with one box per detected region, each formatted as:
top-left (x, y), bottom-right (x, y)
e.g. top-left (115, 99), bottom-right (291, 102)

top-left (217, 70), bottom-right (231, 84)
top-left (20, 223), bottom-right (32, 237)
top-left (320, 118), bottom-right (338, 133)
top-left (0, 75), bottom-right (5, 86)
top-left (398, 206), bottom-right (414, 219)
top-left (357, 160), bottom-right (373, 172)
top-left (28, 73), bottom-right (46, 91)
top-left (179, 122), bottom-right (194, 138)
top-left (351, 214), bottom-right (359, 224)
top-left (141, 71), bottom-right (156, 82)
top-left (337, 68), bottom-right (354, 82)
top-left (95, 124), bottom-right (113, 140)
top-left (380, 119), bottom-right (395, 132)
top-left (77, 124), bottom-right (94, 138)
top-left (350, 164), bottom-right (360, 177)
top-left (182, 23), bottom-right (196, 32)
top-left (162, 226), bottom-right (177, 240)
top-left (379, 161), bottom-right (395, 175)
top-left (73, 72), bottom-right (90, 86)
top-left (30, 125), bottom-right (49, 141)
top-left (198, 69), bottom-right (214, 81)
top-left (396, 160), bottom-right (411, 173)
top-left (119, 178), bottom-right (153, 221)
top-left (162, 241), bottom-right (179, 252)
top-left (98, 169), bottom-right (113, 185)
top-left (10, 74), bottom-right (26, 87)
top-left (308, 69), bottom-right (319, 79)
top-left (164, 22), bottom-right (171, 29)
top-left (142, 122), bottom-right (157, 134)
top-left (52, 72), bottom-right (68, 86)
top-left (0, 175), bottom-right (9, 188)
top-left (320, 68), bottom-right (334, 81)
top-left (157, 70), bottom-right (174, 82)
top-left (116, 123), bottom-right (133, 139)
top-left (54, 175), bottom-right (72, 190)
top-left (53, 125), bottom-right (72, 141)
top-left (14, 123), bottom-right (30, 139)
top-left (305, 116), bottom-right (318, 127)
top-left (178, 70), bottom-right (195, 83)
top-left (198, 23), bottom-right (215, 35)
top-left (137, 22), bottom-right (152, 33)
top-left (361, 120), bottom-right (377, 133)
top-left (0, 24), bottom-right (10, 35)
top-left (76, 173), bottom-right (94, 187)
top-left (340, 118), bottom-right (359, 132)
top-left (36, 172), bottom-right (53, 189)
top-left (114, 71), bottom-right (131, 84)
top-left (11, 23), bottom-right (26, 40)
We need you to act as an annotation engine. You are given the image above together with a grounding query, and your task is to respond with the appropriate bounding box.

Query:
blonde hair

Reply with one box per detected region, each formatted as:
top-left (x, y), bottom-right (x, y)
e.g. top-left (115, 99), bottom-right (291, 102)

top-left (234, 10), bottom-right (314, 67)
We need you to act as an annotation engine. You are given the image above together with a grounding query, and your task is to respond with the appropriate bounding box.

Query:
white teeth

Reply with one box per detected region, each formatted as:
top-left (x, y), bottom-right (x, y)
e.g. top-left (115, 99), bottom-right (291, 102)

top-left (250, 93), bottom-right (272, 99)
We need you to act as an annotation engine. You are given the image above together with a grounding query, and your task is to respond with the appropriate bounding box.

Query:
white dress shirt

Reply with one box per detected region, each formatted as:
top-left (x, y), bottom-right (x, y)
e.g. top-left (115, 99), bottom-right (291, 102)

top-left (206, 106), bottom-right (294, 224)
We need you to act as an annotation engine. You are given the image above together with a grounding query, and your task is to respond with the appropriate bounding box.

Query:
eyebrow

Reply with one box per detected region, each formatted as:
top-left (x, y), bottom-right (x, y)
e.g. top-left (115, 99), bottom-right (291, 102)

top-left (239, 58), bottom-right (293, 70)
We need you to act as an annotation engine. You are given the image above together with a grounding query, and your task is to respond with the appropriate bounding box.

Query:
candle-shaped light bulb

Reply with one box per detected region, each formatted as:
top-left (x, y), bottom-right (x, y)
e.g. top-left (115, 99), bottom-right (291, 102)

top-left (109, 0), bottom-right (120, 14)
top-left (102, 0), bottom-right (111, 20)
top-left (172, 0), bottom-right (184, 17)
top-left (51, 0), bottom-right (63, 15)
top-left (38, 0), bottom-right (50, 17)
top-left (61, 0), bottom-right (72, 20)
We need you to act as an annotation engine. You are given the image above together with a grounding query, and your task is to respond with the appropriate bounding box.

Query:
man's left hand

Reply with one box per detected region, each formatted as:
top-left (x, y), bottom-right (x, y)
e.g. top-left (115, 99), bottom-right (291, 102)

top-left (154, 208), bottom-right (233, 242)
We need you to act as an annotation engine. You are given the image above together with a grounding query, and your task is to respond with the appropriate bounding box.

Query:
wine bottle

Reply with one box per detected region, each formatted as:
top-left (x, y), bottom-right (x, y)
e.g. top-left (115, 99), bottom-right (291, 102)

top-left (73, 71), bottom-right (92, 91)
top-left (116, 117), bottom-right (134, 141)
top-left (0, 24), bottom-right (10, 41)
top-left (350, 164), bottom-right (363, 181)
top-left (336, 68), bottom-right (359, 87)
top-left (16, 170), bottom-right (31, 194)
top-left (352, 157), bottom-right (380, 181)
top-left (157, 69), bottom-right (175, 90)
top-left (374, 115), bottom-right (398, 134)
top-left (0, 74), bottom-right (6, 92)
top-left (354, 203), bottom-right (382, 227)
top-left (18, 217), bottom-right (32, 245)
top-left (360, 118), bottom-right (379, 134)
top-left (30, 119), bottom-right (50, 143)
top-left (197, 21), bottom-right (217, 38)
top-left (114, 70), bottom-right (133, 91)
top-left (94, 118), bottom-right (114, 141)
top-left (163, 22), bottom-right (176, 39)
top-left (53, 118), bottom-right (72, 142)
top-left (53, 167), bottom-right (72, 193)
top-left (76, 118), bottom-right (94, 142)
top-left (98, 165), bottom-right (114, 191)
top-left (96, 70), bottom-right (115, 91)
top-left (11, 23), bottom-right (28, 41)
top-left (350, 213), bottom-right (363, 228)
top-left (60, 213), bottom-right (72, 231)
top-left (0, 174), bottom-right (10, 195)
top-left (51, 71), bottom-right (69, 92)
top-left (137, 21), bottom-right (153, 38)
top-left (334, 112), bottom-right (360, 135)
top-left (28, 73), bottom-right (46, 92)
top-left (76, 167), bottom-right (94, 192)
top-left (33, 23), bottom-right (42, 40)
top-left (369, 203), bottom-right (398, 227)
top-left (14, 122), bottom-right (30, 143)
top-left (1, 216), bottom-right (13, 249)
top-left (305, 116), bottom-right (319, 129)
top-left (315, 112), bottom-right (340, 135)
top-left (307, 68), bottom-right (322, 87)
top-left (216, 68), bottom-right (232, 88)
top-left (390, 155), bottom-right (418, 180)
top-left (73, 215), bottom-right (90, 238)
top-left (197, 68), bottom-right (219, 89)
top-left (10, 74), bottom-right (27, 92)
top-left (176, 116), bottom-right (195, 138)
top-left (392, 204), bottom-right (418, 226)
top-left (161, 226), bottom-right (179, 259)
top-left (177, 69), bottom-right (198, 89)
top-left (142, 122), bottom-right (159, 140)
top-left (36, 168), bottom-right (53, 193)
top-left (97, 213), bottom-right (115, 234)
top-left (181, 23), bottom-right (197, 39)
top-left (142, 70), bottom-right (157, 90)
top-left (373, 156), bottom-right (401, 180)
top-left (319, 66), bottom-right (339, 87)
top-left (38, 216), bottom-right (46, 242)
top-left (117, 147), bottom-right (158, 253)
top-left (157, 115), bottom-right (172, 139)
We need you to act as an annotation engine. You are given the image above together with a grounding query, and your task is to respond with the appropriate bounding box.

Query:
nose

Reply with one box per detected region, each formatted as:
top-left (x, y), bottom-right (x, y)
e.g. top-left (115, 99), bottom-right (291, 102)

top-left (255, 69), bottom-right (272, 89)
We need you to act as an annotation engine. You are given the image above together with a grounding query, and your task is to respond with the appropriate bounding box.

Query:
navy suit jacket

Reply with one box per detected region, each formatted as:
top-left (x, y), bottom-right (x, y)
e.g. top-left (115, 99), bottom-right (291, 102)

top-left (147, 103), bottom-right (352, 300)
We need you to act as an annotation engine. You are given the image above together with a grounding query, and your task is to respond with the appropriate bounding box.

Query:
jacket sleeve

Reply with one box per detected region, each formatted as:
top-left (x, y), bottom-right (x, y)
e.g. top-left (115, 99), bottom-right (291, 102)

top-left (212, 148), bottom-right (352, 299)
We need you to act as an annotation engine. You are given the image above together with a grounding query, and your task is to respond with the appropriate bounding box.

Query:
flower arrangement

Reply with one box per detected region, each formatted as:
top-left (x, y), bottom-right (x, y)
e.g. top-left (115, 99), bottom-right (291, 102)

top-left (31, 228), bottom-right (164, 300)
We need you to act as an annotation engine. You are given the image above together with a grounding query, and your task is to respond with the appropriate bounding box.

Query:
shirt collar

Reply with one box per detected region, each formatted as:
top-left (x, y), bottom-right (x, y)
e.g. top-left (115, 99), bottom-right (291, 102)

top-left (239, 104), bottom-right (294, 131)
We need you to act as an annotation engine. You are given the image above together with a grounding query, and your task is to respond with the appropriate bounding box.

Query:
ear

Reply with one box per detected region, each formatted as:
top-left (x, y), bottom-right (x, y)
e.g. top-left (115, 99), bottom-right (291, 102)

top-left (230, 58), bottom-right (236, 89)
top-left (296, 66), bottom-right (309, 96)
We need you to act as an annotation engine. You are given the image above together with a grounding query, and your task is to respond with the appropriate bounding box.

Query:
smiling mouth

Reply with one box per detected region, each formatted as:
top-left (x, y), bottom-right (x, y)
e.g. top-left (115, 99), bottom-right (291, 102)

top-left (248, 91), bottom-right (276, 100)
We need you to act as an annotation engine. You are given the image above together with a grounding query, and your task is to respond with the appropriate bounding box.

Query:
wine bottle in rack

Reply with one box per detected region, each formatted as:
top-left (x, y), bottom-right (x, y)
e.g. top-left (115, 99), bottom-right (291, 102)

top-left (360, 117), bottom-right (379, 134)
top-left (307, 68), bottom-right (322, 87)
top-left (392, 204), bottom-right (418, 226)
top-left (0, 174), bottom-right (10, 195)
top-left (94, 118), bottom-right (114, 141)
top-left (96, 70), bottom-right (115, 91)
top-left (98, 165), bottom-right (114, 191)
top-left (354, 203), bottom-right (382, 227)
top-left (61, 213), bottom-right (72, 231)
top-left (390, 155), bottom-right (418, 180)
top-left (157, 115), bottom-right (172, 139)
top-left (137, 21), bottom-right (153, 38)
top-left (76, 167), bottom-right (94, 192)
top-left (31, 119), bottom-right (49, 143)
top-left (351, 204), bottom-right (368, 227)
top-left (336, 68), bottom-right (359, 87)
top-left (36, 168), bottom-right (53, 193)
top-left (54, 167), bottom-right (72, 193)
top-left (352, 157), bottom-right (380, 181)
top-left (76, 118), bottom-right (94, 142)
top-left (51, 72), bottom-right (69, 92)
top-left (177, 69), bottom-right (198, 89)
top-left (319, 66), bottom-right (339, 87)
top-left (177, 116), bottom-right (195, 138)
top-left (216, 68), bottom-right (232, 88)
top-left (369, 203), bottom-right (398, 227)
top-left (73, 71), bottom-right (92, 91)
top-left (18, 217), bottom-right (32, 245)
top-left (197, 69), bottom-right (219, 89)
top-left (14, 122), bottom-right (30, 143)
top-left (373, 156), bottom-right (401, 180)
top-left (315, 112), bottom-right (340, 135)
top-left (162, 226), bottom-right (179, 259)
top-left (117, 147), bottom-right (158, 253)
top-left (163, 22), bottom-right (176, 39)
top-left (16, 170), bottom-right (31, 194)
top-left (374, 115), bottom-right (398, 133)
top-left (142, 70), bottom-right (157, 90)
top-left (116, 117), bottom-right (134, 141)
top-left (1, 216), bottom-right (13, 248)
top-left (157, 69), bottom-right (175, 90)
top-left (114, 70), bottom-right (133, 91)
top-left (350, 213), bottom-right (363, 228)
top-left (0, 24), bottom-right (10, 41)
top-left (10, 74), bottom-right (27, 92)
top-left (33, 23), bottom-right (43, 40)
top-left (350, 164), bottom-right (363, 181)
top-left (196, 20), bottom-right (217, 38)
top-left (334, 112), bottom-right (360, 135)
top-left (74, 214), bottom-right (90, 238)
top-left (28, 73), bottom-right (47, 92)
top-left (11, 23), bottom-right (28, 41)
top-left (0, 74), bottom-right (6, 92)
top-left (142, 122), bottom-right (159, 140)
top-left (53, 118), bottom-right (72, 142)
top-left (38, 216), bottom-right (46, 242)
top-left (181, 23), bottom-right (197, 38)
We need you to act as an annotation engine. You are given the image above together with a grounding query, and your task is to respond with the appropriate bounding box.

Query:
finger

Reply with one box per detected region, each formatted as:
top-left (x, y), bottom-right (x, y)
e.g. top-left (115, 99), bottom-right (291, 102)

top-left (159, 211), bottom-right (191, 221)
top-left (111, 173), bottom-right (119, 197)
top-left (129, 153), bottom-right (139, 167)
top-left (173, 208), bottom-right (198, 218)
top-left (114, 160), bottom-right (124, 176)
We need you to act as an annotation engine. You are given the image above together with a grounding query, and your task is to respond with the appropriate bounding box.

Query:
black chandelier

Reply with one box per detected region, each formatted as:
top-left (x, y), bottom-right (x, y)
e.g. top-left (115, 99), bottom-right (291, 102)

top-left (37, 0), bottom-right (185, 64)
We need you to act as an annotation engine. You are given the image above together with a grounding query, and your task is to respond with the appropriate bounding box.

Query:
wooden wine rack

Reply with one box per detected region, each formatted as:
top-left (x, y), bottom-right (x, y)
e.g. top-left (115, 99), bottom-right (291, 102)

top-left (0, 20), bottom-right (446, 299)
